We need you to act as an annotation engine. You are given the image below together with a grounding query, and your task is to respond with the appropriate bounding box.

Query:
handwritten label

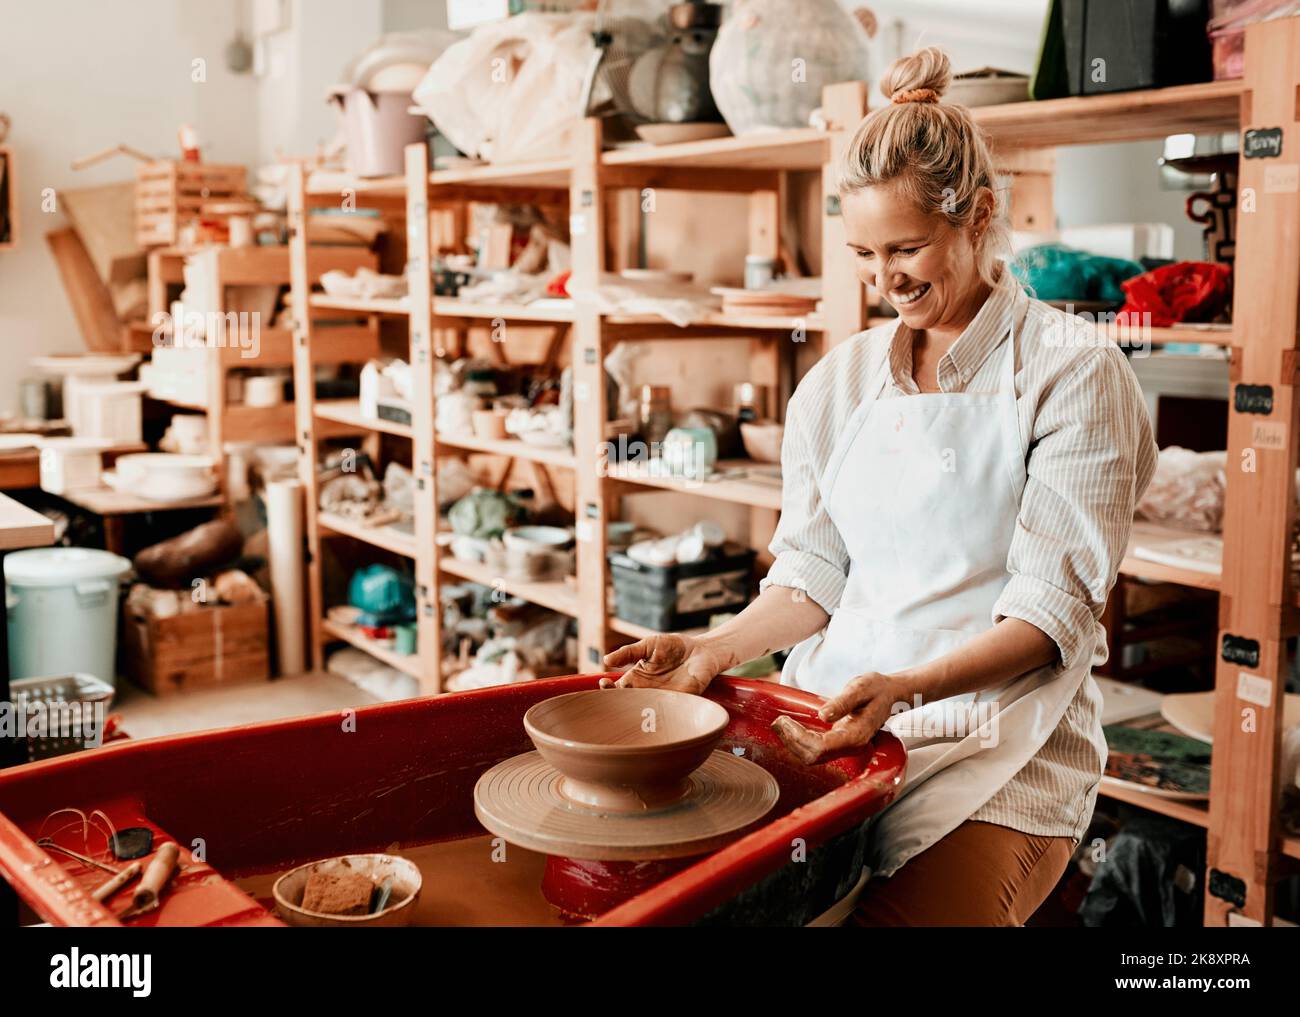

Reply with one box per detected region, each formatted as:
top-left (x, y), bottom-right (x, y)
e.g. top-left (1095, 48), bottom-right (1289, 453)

top-left (1265, 164), bottom-right (1300, 194)
top-left (1244, 127), bottom-right (1283, 159)
top-left (1237, 671), bottom-right (1273, 708)
top-left (1251, 420), bottom-right (1287, 449)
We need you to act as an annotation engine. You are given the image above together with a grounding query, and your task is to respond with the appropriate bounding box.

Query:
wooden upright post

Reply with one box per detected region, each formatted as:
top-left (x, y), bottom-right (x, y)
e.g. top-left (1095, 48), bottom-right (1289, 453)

top-left (287, 163), bottom-right (323, 672)
top-left (406, 143), bottom-right (443, 694)
top-left (570, 118), bottom-right (611, 672)
top-left (1206, 17), bottom-right (1300, 926)
top-left (820, 81), bottom-right (869, 349)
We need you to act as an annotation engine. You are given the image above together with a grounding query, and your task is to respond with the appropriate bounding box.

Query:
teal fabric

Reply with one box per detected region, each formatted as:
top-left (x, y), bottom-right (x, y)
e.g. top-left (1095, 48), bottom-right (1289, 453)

top-left (1010, 243), bottom-right (1145, 304)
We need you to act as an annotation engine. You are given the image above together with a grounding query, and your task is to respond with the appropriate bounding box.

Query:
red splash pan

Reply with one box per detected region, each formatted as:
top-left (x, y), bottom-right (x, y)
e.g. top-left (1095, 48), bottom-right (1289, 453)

top-left (0, 675), bottom-right (904, 926)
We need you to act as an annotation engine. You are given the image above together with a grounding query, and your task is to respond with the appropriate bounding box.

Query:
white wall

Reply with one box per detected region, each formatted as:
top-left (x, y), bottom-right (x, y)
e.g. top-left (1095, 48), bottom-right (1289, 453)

top-left (255, 0), bottom-right (385, 163)
top-left (0, 0), bottom-right (259, 414)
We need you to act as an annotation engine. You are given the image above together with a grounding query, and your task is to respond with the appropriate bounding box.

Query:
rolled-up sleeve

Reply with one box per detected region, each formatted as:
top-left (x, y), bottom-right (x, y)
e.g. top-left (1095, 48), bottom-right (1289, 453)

top-left (993, 345), bottom-right (1157, 673)
top-left (759, 391), bottom-right (850, 614)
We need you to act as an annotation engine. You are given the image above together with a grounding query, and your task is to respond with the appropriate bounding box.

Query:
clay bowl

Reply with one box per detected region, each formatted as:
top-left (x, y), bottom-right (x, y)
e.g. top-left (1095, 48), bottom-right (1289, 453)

top-left (524, 688), bottom-right (729, 813)
top-left (272, 853), bottom-right (421, 927)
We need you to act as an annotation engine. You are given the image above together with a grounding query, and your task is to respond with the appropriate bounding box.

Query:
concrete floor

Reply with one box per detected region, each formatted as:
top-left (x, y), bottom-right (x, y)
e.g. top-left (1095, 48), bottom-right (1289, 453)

top-left (112, 671), bottom-right (381, 740)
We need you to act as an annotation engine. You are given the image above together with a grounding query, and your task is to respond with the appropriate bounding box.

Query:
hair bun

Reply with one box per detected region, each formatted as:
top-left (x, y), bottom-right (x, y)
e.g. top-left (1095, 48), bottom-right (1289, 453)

top-left (880, 46), bottom-right (952, 104)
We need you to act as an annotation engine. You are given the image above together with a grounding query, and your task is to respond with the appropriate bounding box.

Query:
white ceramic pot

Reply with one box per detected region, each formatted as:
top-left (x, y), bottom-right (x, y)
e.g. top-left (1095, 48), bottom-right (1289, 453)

top-left (709, 0), bottom-right (870, 134)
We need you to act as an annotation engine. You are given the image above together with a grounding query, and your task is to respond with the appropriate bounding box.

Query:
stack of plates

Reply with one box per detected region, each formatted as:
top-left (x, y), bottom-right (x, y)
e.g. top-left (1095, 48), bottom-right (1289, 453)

top-left (711, 287), bottom-right (818, 318)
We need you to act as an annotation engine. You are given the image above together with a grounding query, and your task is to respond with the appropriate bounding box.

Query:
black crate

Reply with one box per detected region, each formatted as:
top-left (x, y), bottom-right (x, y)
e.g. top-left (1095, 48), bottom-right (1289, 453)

top-left (1061, 0), bottom-right (1212, 96)
top-left (609, 543), bottom-right (755, 633)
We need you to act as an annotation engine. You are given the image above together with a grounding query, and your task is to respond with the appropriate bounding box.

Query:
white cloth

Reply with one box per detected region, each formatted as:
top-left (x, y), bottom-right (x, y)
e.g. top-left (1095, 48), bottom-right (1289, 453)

top-left (765, 269), bottom-right (1156, 869)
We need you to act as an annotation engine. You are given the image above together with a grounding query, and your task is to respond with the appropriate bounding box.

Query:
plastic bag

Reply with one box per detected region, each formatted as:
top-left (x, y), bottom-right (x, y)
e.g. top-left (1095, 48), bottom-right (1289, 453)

top-left (1136, 447), bottom-right (1226, 533)
top-left (412, 12), bottom-right (596, 164)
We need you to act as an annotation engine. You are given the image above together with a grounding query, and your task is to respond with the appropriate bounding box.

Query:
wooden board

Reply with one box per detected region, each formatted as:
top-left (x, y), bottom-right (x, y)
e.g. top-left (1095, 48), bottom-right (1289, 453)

top-left (44, 228), bottom-right (122, 352)
top-left (0, 494), bottom-right (54, 550)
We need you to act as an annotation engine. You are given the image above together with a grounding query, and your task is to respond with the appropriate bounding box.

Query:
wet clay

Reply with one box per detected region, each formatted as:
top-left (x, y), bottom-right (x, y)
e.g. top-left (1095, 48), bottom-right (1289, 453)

top-left (524, 688), bottom-right (728, 813)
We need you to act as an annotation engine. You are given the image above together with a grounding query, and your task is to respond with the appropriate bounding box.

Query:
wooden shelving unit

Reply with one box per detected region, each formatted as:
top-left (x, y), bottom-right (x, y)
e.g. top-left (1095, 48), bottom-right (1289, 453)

top-left (981, 25), bottom-right (1291, 927)
top-left (144, 244), bottom-right (378, 496)
top-left (286, 21), bottom-right (1299, 924)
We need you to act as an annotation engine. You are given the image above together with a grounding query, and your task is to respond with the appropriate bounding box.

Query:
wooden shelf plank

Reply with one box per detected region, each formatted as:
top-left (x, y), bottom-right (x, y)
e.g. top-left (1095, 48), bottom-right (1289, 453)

top-left (430, 158), bottom-right (571, 189)
top-left (607, 615), bottom-right (709, 643)
top-left (306, 171), bottom-right (406, 197)
top-left (439, 555), bottom-right (578, 617)
top-left (309, 294), bottom-right (411, 316)
top-left (602, 128), bottom-right (829, 172)
top-left (432, 298), bottom-right (576, 323)
top-left (435, 432), bottom-right (575, 468)
top-left (1097, 780), bottom-right (1210, 828)
top-left (972, 80), bottom-right (1244, 150)
top-left (1120, 521), bottom-right (1222, 592)
top-left (610, 458), bottom-right (784, 511)
top-left (318, 511), bottom-right (417, 559)
top-left (321, 617), bottom-right (421, 678)
top-left (315, 399), bottom-right (413, 439)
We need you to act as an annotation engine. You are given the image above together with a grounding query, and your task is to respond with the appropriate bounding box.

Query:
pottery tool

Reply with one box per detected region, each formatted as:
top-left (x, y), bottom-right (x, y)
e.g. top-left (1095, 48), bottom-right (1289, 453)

top-left (91, 862), bottom-right (142, 902)
top-left (37, 838), bottom-right (119, 875)
top-left (130, 841), bottom-right (181, 912)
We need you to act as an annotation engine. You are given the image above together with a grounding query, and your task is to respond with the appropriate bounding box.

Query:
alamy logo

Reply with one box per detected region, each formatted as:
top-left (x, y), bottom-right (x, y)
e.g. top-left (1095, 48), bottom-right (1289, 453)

top-left (49, 949), bottom-right (151, 997)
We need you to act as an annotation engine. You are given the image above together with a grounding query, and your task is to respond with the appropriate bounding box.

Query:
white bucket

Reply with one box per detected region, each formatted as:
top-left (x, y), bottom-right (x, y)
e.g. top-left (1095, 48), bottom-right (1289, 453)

top-left (5, 548), bottom-right (131, 688)
top-left (329, 88), bottom-right (427, 178)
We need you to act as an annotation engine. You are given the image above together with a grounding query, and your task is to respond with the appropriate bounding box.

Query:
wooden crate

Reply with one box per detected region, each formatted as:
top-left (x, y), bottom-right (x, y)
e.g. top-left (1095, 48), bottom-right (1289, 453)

top-left (123, 595), bottom-right (270, 695)
top-left (134, 161), bottom-right (247, 247)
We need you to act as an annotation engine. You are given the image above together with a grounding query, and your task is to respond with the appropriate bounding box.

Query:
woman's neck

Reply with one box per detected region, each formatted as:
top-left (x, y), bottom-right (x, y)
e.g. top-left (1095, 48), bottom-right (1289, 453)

top-left (927, 275), bottom-right (994, 347)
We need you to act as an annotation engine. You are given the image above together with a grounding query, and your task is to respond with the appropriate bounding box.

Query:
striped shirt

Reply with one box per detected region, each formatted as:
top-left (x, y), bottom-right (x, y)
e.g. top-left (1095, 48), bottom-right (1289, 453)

top-left (762, 267), bottom-right (1158, 839)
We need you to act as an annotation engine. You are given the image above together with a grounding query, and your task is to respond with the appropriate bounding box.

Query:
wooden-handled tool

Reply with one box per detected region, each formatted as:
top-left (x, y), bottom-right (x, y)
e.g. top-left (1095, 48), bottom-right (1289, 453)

top-left (131, 841), bottom-right (180, 912)
top-left (91, 862), bottom-right (142, 902)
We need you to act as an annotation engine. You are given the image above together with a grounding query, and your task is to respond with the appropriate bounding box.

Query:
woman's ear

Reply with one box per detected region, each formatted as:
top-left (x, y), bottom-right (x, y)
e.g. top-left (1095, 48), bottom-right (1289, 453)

top-left (970, 186), bottom-right (995, 238)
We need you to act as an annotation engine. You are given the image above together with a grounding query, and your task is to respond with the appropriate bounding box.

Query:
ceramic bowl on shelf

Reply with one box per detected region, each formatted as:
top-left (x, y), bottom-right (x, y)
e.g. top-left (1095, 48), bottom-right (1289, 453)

top-left (524, 688), bottom-right (730, 813)
top-left (112, 453), bottom-right (217, 502)
top-left (740, 420), bottom-right (784, 463)
top-left (272, 853), bottom-right (422, 927)
top-left (502, 525), bottom-right (573, 553)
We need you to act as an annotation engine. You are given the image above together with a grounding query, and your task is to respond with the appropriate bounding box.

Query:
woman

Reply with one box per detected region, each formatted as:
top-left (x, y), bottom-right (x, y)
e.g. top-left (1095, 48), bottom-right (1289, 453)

top-left (603, 47), bottom-right (1157, 926)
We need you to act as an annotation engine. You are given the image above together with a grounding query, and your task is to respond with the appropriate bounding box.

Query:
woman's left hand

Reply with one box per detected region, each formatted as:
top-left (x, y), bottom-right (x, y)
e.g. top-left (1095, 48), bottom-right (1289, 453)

top-left (772, 671), bottom-right (913, 765)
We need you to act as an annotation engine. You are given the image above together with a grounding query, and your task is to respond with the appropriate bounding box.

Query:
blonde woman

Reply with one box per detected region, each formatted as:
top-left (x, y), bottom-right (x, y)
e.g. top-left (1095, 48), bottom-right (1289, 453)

top-left (603, 47), bottom-right (1157, 926)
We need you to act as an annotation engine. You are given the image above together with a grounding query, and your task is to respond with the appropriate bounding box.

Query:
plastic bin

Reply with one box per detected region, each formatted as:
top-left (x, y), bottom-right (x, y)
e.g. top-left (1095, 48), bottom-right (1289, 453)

top-left (609, 543), bottom-right (755, 633)
top-left (5, 548), bottom-right (131, 688)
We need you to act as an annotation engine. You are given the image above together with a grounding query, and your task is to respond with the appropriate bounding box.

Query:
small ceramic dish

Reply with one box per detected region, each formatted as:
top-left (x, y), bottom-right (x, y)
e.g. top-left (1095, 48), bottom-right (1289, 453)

top-left (272, 853), bottom-right (421, 927)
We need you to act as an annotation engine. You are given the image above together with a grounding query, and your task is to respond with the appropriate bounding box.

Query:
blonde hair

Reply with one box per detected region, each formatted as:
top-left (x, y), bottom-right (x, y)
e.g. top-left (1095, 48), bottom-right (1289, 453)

top-left (839, 47), bottom-right (1008, 285)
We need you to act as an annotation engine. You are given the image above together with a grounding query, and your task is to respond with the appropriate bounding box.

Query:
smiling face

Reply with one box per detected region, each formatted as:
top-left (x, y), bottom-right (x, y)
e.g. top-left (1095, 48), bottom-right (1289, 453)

top-left (842, 177), bottom-right (994, 338)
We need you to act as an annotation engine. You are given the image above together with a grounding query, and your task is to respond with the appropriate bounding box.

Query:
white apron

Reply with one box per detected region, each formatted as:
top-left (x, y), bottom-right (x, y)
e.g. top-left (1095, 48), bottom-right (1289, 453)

top-left (782, 300), bottom-right (1091, 878)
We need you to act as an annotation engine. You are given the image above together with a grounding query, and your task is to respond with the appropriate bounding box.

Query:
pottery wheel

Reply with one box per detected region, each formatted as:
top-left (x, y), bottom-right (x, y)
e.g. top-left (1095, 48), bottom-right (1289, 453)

top-left (474, 750), bottom-right (780, 861)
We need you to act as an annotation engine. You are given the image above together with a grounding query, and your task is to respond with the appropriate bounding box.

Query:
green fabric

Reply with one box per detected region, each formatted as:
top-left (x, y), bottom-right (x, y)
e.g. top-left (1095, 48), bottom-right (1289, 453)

top-left (1011, 243), bottom-right (1145, 304)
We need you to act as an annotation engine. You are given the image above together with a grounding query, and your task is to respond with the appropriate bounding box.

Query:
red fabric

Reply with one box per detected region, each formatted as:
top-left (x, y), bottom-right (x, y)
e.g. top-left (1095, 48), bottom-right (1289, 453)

top-left (546, 269), bottom-right (571, 298)
top-left (1115, 261), bottom-right (1232, 327)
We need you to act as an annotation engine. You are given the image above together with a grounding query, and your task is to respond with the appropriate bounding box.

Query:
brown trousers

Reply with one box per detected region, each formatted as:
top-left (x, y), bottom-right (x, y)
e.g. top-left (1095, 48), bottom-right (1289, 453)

top-left (851, 820), bottom-right (1074, 927)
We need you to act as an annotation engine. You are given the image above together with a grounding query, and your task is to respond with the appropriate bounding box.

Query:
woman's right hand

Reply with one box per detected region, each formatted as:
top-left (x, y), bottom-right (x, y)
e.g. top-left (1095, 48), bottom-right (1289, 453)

top-left (600, 633), bottom-right (736, 695)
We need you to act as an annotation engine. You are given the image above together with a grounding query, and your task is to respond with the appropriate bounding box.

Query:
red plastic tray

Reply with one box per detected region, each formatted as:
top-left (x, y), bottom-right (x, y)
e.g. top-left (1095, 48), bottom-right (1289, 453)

top-left (0, 675), bottom-right (905, 926)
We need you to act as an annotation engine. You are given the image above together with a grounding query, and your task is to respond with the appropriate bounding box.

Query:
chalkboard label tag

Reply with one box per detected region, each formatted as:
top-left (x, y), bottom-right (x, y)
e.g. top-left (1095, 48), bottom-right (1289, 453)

top-left (1235, 383), bottom-right (1274, 415)
top-left (1222, 634), bottom-right (1260, 668)
top-left (1244, 127), bottom-right (1283, 159)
